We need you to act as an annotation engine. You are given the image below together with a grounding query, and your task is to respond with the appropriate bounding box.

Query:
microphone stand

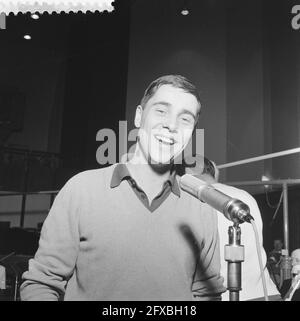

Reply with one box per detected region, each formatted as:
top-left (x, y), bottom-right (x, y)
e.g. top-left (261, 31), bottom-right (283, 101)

top-left (225, 223), bottom-right (244, 301)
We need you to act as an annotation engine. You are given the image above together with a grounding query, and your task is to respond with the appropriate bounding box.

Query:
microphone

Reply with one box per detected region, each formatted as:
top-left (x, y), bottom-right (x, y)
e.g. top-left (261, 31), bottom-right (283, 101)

top-left (179, 174), bottom-right (254, 224)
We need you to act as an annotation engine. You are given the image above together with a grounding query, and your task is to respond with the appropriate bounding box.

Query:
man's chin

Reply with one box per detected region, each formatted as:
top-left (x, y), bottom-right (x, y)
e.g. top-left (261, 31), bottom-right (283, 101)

top-left (148, 155), bottom-right (174, 167)
top-left (147, 151), bottom-right (185, 167)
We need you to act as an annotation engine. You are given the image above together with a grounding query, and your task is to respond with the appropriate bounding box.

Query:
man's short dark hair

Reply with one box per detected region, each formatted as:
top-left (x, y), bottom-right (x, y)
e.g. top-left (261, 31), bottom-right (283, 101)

top-left (140, 75), bottom-right (202, 115)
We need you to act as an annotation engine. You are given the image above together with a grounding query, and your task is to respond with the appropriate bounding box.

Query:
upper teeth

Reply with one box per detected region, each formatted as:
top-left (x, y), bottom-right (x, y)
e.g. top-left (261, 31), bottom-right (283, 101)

top-left (156, 135), bottom-right (174, 144)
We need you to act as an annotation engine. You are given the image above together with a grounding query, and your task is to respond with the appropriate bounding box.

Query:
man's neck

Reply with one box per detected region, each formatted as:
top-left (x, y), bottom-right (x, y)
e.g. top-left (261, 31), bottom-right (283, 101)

top-left (126, 148), bottom-right (173, 203)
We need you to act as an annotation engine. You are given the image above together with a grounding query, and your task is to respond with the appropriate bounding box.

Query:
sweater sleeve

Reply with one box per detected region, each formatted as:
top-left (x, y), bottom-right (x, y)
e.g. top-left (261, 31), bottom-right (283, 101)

top-left (20, 177), bottom-right (80, 301)
top-left (191, 206), bottom-right (226, 300)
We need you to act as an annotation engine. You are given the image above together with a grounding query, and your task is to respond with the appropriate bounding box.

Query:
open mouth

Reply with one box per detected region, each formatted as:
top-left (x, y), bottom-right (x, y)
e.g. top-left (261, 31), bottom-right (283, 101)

top-left (154, 134), bottom-right (176, 145)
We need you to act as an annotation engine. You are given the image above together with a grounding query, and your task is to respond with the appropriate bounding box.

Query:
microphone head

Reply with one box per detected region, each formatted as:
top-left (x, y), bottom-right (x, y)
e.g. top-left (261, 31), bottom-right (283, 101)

top-left (225, 199), bottom-right (254, 224)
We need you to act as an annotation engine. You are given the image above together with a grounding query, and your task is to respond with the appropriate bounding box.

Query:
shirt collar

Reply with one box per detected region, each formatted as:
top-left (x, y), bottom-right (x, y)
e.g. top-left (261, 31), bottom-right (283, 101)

top-left (167, 166), bottom-right (181, 197)
top-left (110, 163), bottom-right (131, 188)
top-left (110, 163), bottom-right (181, 197)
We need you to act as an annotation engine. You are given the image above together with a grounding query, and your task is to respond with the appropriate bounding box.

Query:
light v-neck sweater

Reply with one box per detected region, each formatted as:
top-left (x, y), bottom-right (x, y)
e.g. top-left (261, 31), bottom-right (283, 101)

top-left (20, 164), bottom-right (225, 301)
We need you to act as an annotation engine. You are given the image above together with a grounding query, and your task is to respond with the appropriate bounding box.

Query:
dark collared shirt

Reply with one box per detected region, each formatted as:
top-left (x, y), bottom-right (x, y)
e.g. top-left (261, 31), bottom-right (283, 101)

top-left (110, 163), bottom-right (180, 212)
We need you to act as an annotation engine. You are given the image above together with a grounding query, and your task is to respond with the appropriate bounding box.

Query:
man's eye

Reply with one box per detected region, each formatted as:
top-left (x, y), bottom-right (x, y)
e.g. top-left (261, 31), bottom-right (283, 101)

top-left (156, 109), bottom-right (166, 114)
top-left (180, 116), bottom-right (193, 124)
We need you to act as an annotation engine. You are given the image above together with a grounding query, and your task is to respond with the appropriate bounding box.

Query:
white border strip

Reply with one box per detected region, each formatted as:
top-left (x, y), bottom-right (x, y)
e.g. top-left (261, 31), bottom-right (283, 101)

top-left (0, 0), bottom-right (115, 14)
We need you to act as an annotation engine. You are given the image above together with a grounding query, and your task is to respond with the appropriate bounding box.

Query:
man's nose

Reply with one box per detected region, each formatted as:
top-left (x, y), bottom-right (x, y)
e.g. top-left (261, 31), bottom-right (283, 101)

top-left (163, 115), bottom-right (177, 132)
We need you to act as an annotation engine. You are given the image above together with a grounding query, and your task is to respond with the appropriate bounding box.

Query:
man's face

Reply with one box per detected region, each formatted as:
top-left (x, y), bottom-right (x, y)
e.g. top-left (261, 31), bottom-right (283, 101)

top-left (274, 240), bottom-right (283, 251)
top-left (135, 84), bottom-right (200, 165)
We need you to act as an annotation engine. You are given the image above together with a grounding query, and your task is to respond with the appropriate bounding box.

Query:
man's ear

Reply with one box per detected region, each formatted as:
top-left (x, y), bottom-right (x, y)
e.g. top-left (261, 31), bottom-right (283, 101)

top-left (134, 105), bottom-right (143, 128)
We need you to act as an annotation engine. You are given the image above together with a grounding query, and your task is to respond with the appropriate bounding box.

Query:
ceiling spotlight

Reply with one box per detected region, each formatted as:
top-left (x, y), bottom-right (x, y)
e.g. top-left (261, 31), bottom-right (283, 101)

top-left (181, 1), bottom-right (190, 16)
top-left (24, 35), bottom-right (31, 40)
top-left (31, 13), bottom-right (39, 20)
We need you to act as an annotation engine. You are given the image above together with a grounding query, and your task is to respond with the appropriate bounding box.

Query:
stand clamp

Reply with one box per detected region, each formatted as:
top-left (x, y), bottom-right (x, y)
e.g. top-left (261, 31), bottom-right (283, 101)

top-left (225, 223), bottom-right (244, 301)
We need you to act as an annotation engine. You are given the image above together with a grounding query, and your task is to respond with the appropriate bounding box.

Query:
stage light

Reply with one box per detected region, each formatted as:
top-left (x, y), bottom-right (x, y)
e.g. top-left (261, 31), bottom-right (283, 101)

top-left (181, 1), bottom-right (190, 16)
top-left (31, 13), bottom-right (39, 20)
top-left (181, 9), bottom-right (189, 15)
top-left (24, 35), bottom-right (31, 40)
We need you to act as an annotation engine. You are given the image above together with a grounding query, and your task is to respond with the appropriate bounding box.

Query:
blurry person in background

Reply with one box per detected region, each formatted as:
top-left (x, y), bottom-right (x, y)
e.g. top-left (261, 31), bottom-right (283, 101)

top-left (185, 156), bottom-right (281, 301)
top-left (267, 239), bottom-right (284, 288)
top-left (270, 239), bottom-right (284, 262)
top-left (280, 248), bottom-right (300, 301)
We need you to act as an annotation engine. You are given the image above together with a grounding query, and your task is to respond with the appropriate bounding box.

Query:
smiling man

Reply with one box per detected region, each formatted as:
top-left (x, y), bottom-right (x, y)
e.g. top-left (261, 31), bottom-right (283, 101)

top-left (127, 76), bottom-right (200, 204)
top-left (134, 81), bottom-right (198, 165)
top-left (20, 75), bottom-right (226, 301)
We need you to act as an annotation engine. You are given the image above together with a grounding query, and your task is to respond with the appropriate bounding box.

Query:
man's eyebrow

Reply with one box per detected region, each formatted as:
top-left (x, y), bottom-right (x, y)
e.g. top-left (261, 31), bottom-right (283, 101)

top-left (152, 102), bottom-right (197, 119)
top-left (152, 101), bottom-right (171, 107)
top-left (180, 109), bottom-right (197, 120)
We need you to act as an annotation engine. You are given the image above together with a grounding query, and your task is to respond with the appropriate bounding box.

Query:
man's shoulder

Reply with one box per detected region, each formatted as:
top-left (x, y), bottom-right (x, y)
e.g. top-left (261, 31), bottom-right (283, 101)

top-left (64, 164), bottom-right (117, 189)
